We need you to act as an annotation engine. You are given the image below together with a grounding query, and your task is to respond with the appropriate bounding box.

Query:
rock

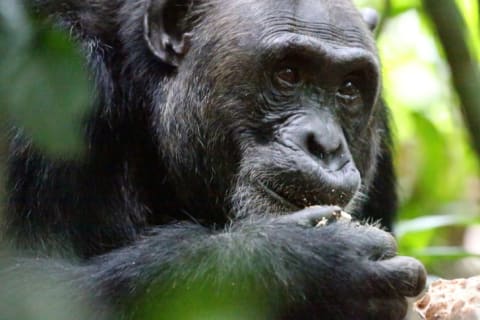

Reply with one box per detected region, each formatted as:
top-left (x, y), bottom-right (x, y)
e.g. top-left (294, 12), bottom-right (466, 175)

top-left (414, 276), bottom-right (480, 320)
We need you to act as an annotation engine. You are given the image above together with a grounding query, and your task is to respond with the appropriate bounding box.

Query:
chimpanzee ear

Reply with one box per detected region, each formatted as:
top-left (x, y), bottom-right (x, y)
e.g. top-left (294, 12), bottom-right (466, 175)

top-left (144, 0), bottom-right (192, 67)
top-left (361, 8), bottom-right (379, 32)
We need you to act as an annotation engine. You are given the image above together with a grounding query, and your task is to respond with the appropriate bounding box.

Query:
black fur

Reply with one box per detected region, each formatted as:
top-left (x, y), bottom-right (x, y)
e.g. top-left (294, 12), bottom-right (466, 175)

top-left (2, 0), bottom-right (425, 319)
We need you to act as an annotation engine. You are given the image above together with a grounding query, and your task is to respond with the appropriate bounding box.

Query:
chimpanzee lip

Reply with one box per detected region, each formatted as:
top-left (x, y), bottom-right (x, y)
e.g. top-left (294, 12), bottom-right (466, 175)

top-left (256, 181), bottom-right (304, 211)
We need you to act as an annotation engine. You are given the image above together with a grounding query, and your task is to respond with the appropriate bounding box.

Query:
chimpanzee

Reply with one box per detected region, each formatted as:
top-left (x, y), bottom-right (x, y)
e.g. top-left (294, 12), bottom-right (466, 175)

top-left (2, 0), bottom-right (426, 319)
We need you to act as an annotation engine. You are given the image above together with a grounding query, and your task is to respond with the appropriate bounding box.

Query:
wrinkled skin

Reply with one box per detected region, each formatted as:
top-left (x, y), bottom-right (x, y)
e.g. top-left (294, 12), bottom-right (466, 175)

top-left (3, 0), bottom-right (426, 319)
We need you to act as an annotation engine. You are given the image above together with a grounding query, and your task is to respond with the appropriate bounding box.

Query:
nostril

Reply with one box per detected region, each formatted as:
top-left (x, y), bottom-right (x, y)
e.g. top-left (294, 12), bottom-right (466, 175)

top-left (306, 132), bottom-right (326, 160)
top-left (305, 132), bottom-right (343, 161)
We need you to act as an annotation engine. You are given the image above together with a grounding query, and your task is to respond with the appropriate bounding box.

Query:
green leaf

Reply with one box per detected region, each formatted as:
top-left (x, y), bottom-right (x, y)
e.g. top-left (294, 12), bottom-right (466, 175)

top-left (396, 213), bottom-right (480, 238)
top-left (1, 26), bottom-right (90, 157)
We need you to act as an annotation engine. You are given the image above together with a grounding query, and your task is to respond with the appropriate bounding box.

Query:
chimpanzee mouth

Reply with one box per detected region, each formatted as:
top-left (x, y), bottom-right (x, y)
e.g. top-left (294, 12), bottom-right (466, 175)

top-left (256, 175), bottom-right (355, 210)
top-left (256, 181), bottom-right (305, 211)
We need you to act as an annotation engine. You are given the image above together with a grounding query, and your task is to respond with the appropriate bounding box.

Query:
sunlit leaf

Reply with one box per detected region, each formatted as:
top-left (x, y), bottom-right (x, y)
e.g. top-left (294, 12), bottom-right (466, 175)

top-left (1, 23), bottom-right (90, 157)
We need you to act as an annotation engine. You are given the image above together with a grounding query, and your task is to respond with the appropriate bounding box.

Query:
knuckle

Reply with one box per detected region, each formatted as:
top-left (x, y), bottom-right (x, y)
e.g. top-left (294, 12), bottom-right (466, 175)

top-left (366, 225), bottom-right (398, 251)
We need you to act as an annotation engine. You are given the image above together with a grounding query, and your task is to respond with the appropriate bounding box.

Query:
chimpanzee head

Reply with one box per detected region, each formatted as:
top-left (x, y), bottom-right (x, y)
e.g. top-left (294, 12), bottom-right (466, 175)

top-left (145, 0), bottom-right (383, 220)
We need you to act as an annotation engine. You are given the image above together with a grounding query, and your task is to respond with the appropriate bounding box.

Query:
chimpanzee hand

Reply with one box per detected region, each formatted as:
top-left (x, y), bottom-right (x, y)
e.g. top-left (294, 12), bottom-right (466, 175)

top-left (264, 206), bottom-right (426, 320)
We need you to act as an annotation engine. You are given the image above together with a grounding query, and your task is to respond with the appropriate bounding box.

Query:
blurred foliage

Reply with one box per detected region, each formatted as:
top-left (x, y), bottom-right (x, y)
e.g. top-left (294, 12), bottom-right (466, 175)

top-left (354, 0), bottom-right (480, 276)
top-left (0, 0), bottom-right (88, 157)
top-left (135, 280), bottom-right (270, 320)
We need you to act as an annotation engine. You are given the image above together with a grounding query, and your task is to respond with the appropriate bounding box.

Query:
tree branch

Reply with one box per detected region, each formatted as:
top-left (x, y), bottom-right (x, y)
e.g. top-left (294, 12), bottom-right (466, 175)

top-left (422, 0), bottom-right (480, 158)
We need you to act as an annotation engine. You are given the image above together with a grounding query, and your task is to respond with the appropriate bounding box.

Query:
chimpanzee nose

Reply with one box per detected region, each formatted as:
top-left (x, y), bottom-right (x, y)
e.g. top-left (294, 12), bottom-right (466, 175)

top-left (292, 115), bottom-right (349, 171)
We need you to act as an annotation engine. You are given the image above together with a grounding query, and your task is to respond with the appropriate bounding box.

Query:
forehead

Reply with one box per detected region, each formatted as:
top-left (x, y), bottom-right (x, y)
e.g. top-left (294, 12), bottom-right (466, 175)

top-left (265, 0), bottom-right (361, 25)
top-left (210, 0), bottom-right (373, 50)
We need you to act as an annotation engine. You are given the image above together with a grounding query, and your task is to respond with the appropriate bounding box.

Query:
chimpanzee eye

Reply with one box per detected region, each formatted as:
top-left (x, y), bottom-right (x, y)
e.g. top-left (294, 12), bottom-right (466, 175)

top-left (336, 80), bottom-right (362, 106)
top-left (274, 67), bottom-right (301, 86)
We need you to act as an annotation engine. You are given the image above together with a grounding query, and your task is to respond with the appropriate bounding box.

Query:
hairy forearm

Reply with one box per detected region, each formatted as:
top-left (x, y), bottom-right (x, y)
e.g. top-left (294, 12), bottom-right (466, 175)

top-left (75, 222), bottom-right (282, 318)
top-left (1, 219), bottom-right (425, 319)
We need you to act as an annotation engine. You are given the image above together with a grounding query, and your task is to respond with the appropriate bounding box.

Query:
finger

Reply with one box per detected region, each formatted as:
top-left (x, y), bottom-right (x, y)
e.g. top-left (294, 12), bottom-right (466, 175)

top-left (367, 256), bottom-right (427, 297)
top-left (366, 297), bottom-right (408, 320)
top-left (364, 226), bottom-right (398, 260)
top-left (335, 224), bottom-right (398, 259)
top-left (278, 205), bottom-right (341, 226)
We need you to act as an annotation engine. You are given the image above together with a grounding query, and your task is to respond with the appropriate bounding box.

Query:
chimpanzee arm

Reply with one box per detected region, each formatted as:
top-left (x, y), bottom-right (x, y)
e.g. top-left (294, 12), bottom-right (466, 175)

top-left (3, 214), bottom-right (423, 320)
top-left (91, 221), bottom-right (425, 319)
